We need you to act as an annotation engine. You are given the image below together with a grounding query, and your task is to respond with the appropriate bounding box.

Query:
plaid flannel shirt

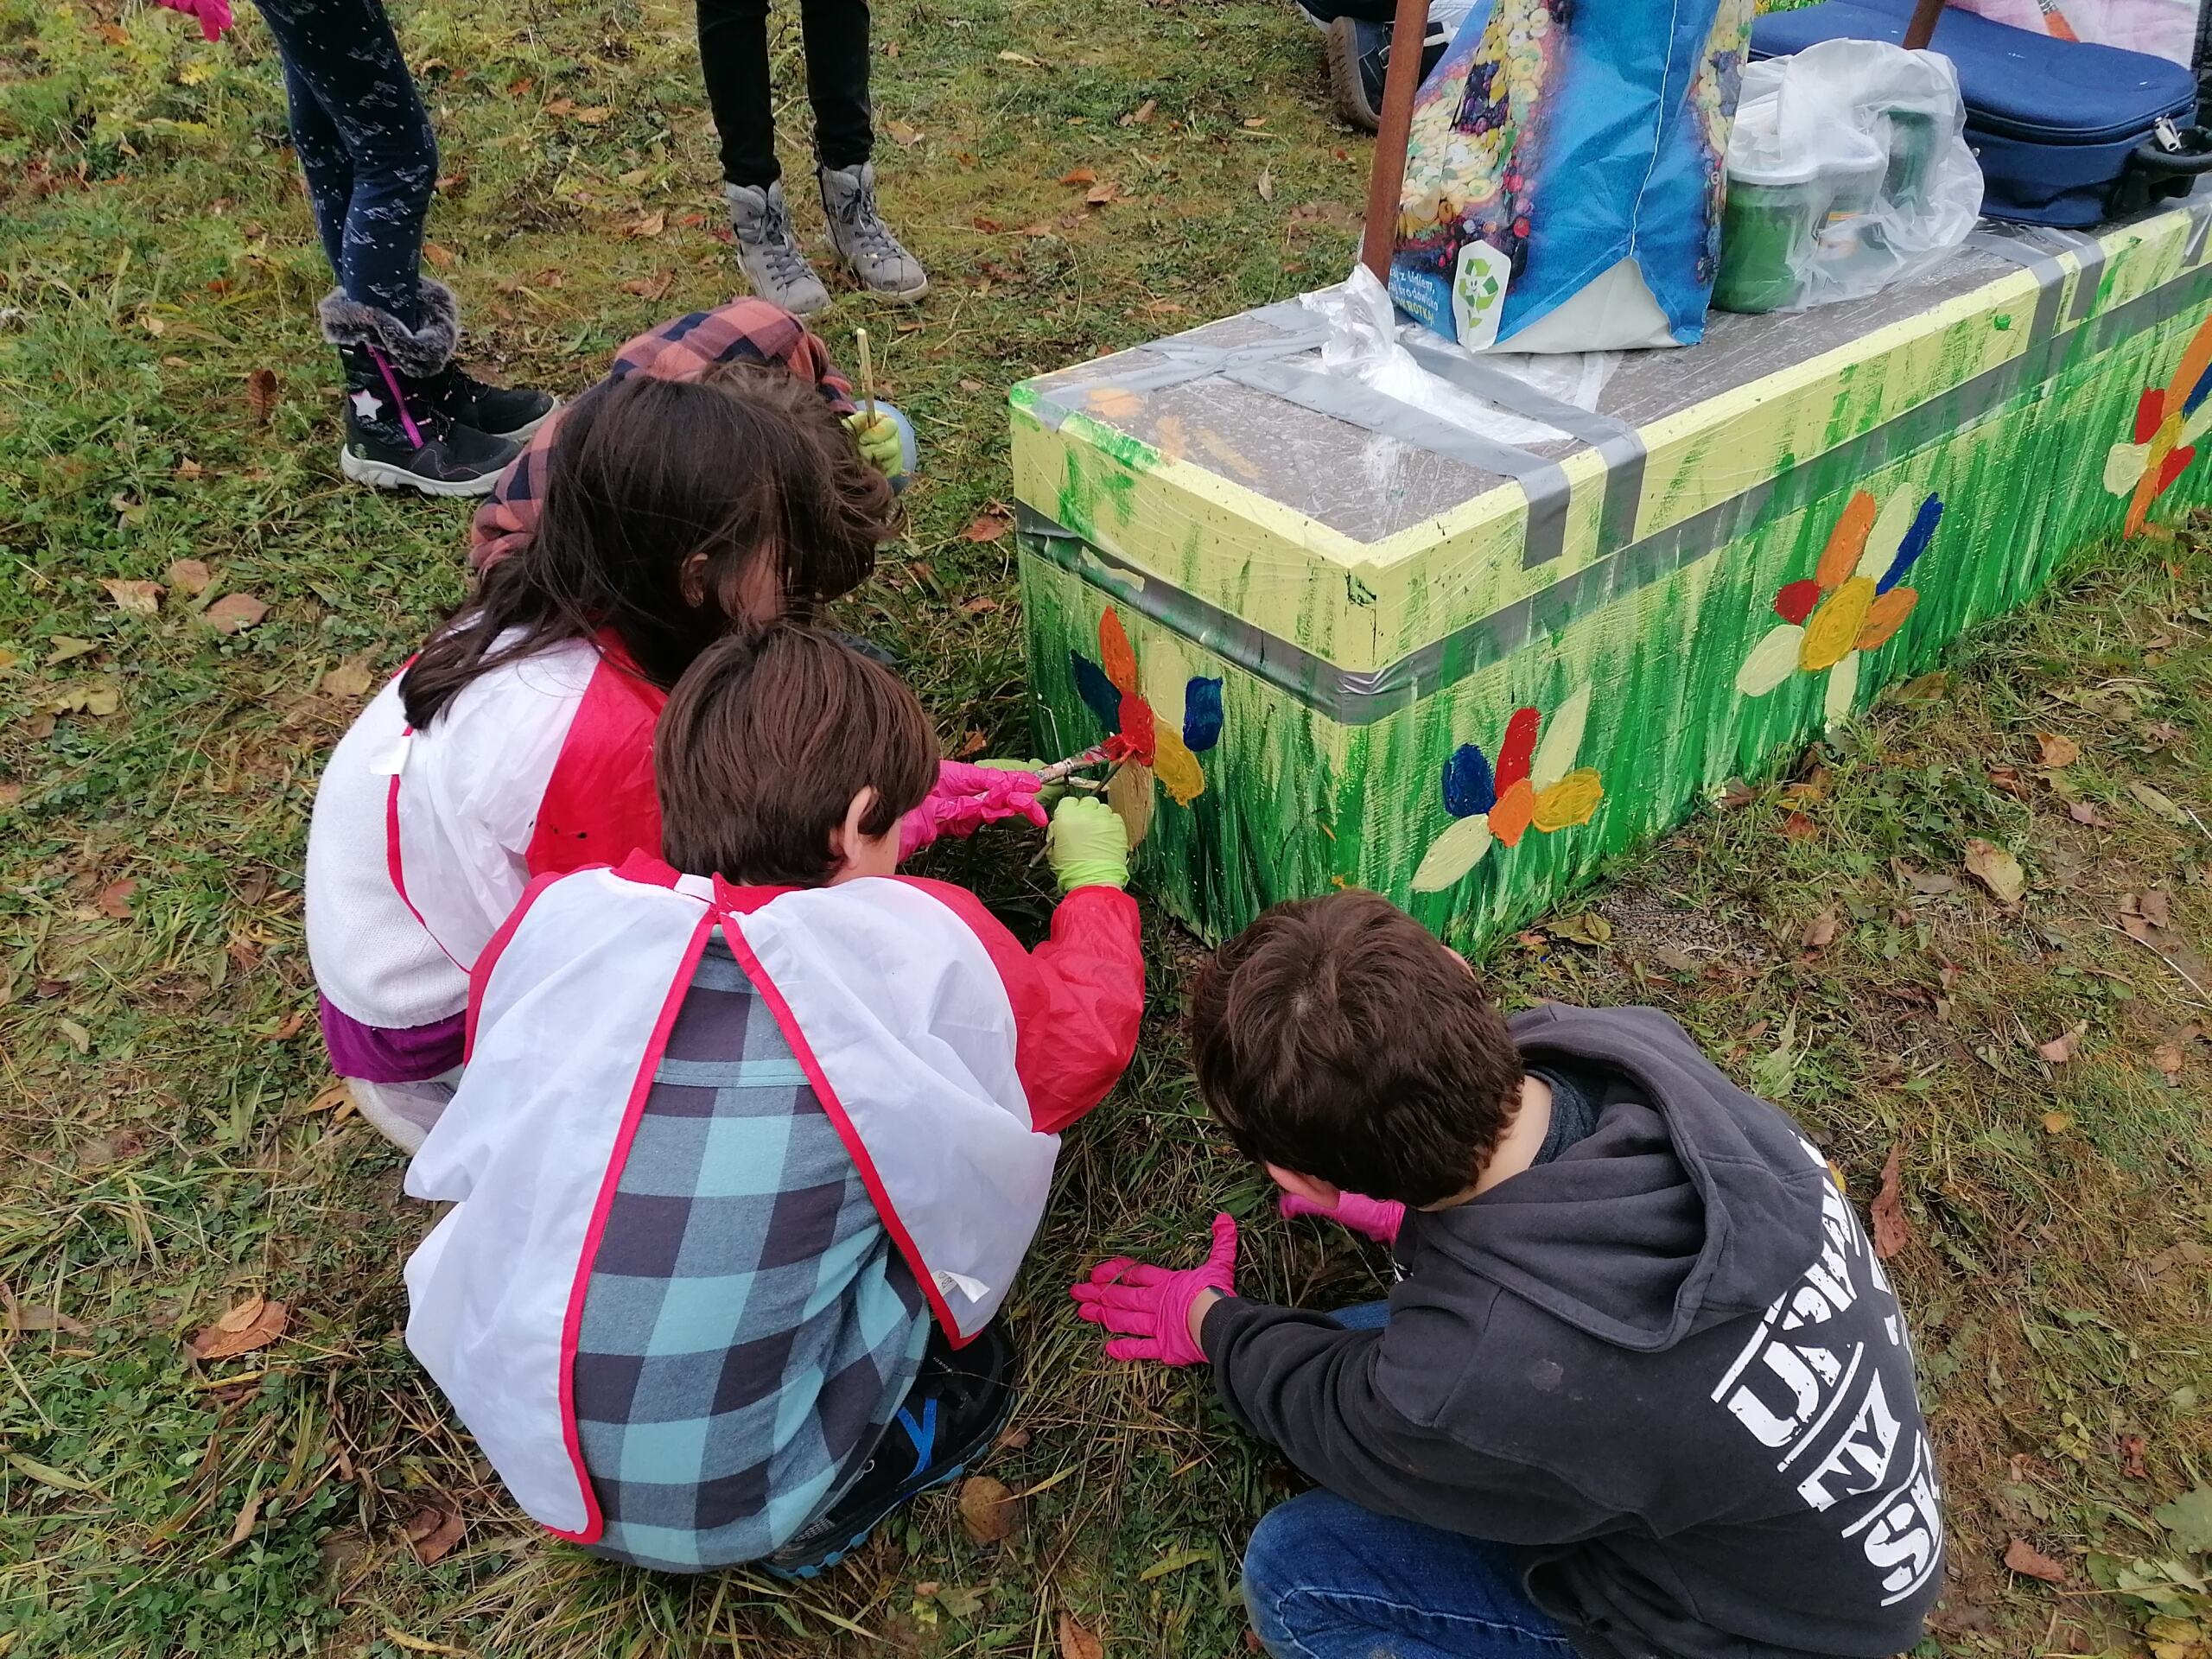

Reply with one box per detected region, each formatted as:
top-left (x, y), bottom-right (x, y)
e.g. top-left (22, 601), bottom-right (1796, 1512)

top-left (469, 300), bottom-right (856, 569)
top-left (571, 931), bottom-right (928, 1572)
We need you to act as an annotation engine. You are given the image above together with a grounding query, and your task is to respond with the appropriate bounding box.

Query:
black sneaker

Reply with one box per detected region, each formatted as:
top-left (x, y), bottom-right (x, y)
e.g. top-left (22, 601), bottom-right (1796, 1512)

top-left (337, 346), bottom-right (520, 499)
top-left (411, 362), bottom-right (556, 442)
top-left (1325, 15), bottom-right (1450, 135)
top-left (763, 1321), bottom-right (1015, 1580)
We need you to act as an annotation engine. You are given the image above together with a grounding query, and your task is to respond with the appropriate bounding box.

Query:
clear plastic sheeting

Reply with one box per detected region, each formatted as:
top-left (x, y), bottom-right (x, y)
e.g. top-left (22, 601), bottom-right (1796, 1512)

top-left (1715, 40), bottom-right (1983, 315)
top-left (1300, 267), bottom-right (1580, 448)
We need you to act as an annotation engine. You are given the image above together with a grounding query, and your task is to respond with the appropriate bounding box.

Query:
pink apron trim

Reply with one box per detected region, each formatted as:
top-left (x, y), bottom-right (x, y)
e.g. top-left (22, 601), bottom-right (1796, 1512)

top-left (525, 632), bottom-right (668, 880)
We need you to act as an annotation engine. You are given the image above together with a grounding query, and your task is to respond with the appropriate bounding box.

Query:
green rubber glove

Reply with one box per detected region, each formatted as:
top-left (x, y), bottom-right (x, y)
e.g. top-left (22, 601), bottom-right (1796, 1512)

top-left (842, 409), bottom-right (903, 475)
top-left (1046, 795), bottom-right (1129, 893)
top-left (980, 755), bottom-right (1067, 811)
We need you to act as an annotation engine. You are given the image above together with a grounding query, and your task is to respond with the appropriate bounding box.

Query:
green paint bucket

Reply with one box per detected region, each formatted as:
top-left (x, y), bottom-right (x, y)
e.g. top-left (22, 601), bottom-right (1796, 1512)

top-left (1714, 156), bottom-right (1824, 315)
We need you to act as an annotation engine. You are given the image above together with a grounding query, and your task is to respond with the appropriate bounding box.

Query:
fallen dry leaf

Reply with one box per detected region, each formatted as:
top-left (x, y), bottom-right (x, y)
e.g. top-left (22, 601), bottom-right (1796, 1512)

top-left (2141, 887), bottom-right (2176, 930)
top-left (245, 368), bottom-right (278, 429)
top-left (3, 1300), bottom-right (90, 1337)
top-left (958, 595), bottom-right (1001, 615)
top-left (957, 1474), bottom-right (1021, 1544)
top-left (996, 48), bottom-right (1042, 65)
top-left (2120, 1433), bottom-right (2149, 1479)
top-left (994, 1423), bottom-right (1032, 1452)
top-left (1868, 1144), bottom-right (1910, 1261)
top-left (883, 118), bottom-right (924, 147)
top-left (1058, 1612), bottom-right (1105, 1659)
top-left (2042, 1110), bottom-right (2073, 1135)
top-left (1962, 838), bottom-right (2025, 905)
top-left (962, 514), bottom-right (1011, 543)
top-left (95, 879), bottom-right (136, 921)
top-left (421, 241), bottom-right (456, 269)
top-left (189, 1294), bottom-right (289, 1360)
top-left (226, 1489), bottom-right (265, 1549)
top-left (1548, 912), bottom-right (1611, 947)
top-left (167, 558), bottom-right (213, 596)
top-left (102, 579), bottom-right (163, 616)
top-left (323, 657), bottom-right (376, 700)
top-left (2004, 1537), bottom-right (2067, 1584)
top-left (46, 636), bottom-right (99, 665)
top-left (403, 1503), bottom-right (467, 1566)
top-left (1715, 779), bottom-right (1757, 810)
top-left (2068, 801), bottom-right (2107, 827)
top-left (1122, 98), bottom-right (1157, 125)
top-left (57, 1017), bottom-right (90, 1054)
top-left (1084, 181), bottom-right (1120, 207)
top-left (2130, 780), bottom-right (2190, 825)
top-left (2035, 1021), bottom-right (2085, 1064)
top-left (1802, 909), bottom-right (1840, 950)
top-left (203, 593), bottom-right (270, 634)
top-left (1058, 166), bottom-right (1096, 185)
top-left (569, 105), bottom-right (612, 124)
top-left (1255, 165), bottom-right (1274, 201)
top-left (626, 212), bottom-right (665, 238)
top-left (1781, 811), bottom-right (1820, 841)
top-left (2033, 732), bottom-right (2080, 768)
top-left (957, 728), bottom-right (988, 760)
top-left (2155, 1040), bottom-right (2186, 1078)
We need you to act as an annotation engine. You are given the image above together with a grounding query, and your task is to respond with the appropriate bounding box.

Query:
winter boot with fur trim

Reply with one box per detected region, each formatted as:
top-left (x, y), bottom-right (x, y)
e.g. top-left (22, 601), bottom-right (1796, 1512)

top-left (319, 281), bottom-right (531, 497)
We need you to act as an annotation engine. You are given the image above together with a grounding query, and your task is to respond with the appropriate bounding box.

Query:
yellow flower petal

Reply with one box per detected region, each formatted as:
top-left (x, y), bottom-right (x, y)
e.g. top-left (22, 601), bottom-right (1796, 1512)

top-left (1153, 728), bottom-right (1205, 805)
top-left (1532, 768), bottom-right (1605, 832)
top-left (1800, 577), bottom-right (1876, 671)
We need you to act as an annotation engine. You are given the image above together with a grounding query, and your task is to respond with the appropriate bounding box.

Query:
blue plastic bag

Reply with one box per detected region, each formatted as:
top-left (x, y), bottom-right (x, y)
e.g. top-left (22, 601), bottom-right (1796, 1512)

top-left (1389, 0), bottom-right (1756, 351)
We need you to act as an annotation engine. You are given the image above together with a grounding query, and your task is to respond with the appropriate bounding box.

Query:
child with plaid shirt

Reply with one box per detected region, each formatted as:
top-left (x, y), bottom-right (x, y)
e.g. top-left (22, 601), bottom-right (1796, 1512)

top-left (404, 626), bottom-right (1144, 1577)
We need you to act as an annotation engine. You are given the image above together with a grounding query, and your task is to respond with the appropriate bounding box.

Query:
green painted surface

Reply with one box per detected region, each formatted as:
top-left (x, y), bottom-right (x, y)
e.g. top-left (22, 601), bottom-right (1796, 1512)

top-left (1018, 222), bottom-right (2212, 949)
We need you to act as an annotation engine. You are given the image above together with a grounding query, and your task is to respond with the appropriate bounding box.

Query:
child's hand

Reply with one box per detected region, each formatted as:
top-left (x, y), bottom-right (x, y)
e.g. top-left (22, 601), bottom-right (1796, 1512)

top-left (1279, 1189), bottom-right (1406, 1247)
top-left (1045, 796), bottom-right (1128, 893)
top-left (842, 410), bottom-right (904, 476)
top-left (897, 760), bottom-right (1047, 860)
top-left (153, 0), bottom-right (232, 38)
top-left (1070, 1213), bottom-right (1238, 1366)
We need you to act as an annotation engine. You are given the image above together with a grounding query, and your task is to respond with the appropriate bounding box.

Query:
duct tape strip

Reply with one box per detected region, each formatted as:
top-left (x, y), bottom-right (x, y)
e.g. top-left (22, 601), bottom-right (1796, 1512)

top-left (2186, 189), bottom-right (2212, 266)
top-left (1402, 336), bottom-right (1649, 555)
top-left (1020, 254), bottom-right (2212, 726)
top-left (1222, 359), bottom-right (1575, 569)
top-left (1964, 227), bottom-right (2071, 342)
top-left (2028, 225), bottom-right (2110, 323)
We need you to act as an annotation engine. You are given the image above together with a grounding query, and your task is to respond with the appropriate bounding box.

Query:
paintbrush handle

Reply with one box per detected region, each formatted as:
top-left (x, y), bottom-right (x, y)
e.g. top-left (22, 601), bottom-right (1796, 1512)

top-left (1034, 745), bottom-right (1111, 785)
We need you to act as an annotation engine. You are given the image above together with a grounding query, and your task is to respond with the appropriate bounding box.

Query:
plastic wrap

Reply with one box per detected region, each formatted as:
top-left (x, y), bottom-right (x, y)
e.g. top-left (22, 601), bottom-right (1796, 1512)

top-left (1714, 40), bottom-right (1982, 315)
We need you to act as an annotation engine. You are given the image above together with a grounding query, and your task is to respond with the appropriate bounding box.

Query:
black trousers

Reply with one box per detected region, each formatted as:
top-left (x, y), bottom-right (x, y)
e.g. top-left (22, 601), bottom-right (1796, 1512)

top-left (697, 0), bottom-right (874, 188)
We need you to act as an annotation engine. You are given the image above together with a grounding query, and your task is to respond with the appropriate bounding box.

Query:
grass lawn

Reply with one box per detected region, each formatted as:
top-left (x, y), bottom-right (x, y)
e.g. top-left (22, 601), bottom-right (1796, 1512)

top-left (7, 0), bottom-right (2212, 1654)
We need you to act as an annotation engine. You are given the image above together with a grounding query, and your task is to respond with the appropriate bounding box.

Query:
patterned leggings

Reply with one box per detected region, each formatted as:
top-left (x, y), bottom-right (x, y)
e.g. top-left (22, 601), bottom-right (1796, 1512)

top-left (254, 0), bottom-right (437, 327)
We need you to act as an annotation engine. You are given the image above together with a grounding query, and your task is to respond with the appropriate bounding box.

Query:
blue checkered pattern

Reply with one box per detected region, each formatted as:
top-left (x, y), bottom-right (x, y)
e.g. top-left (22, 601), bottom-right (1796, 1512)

top-left (572, 932), bottom-right (929, 1571)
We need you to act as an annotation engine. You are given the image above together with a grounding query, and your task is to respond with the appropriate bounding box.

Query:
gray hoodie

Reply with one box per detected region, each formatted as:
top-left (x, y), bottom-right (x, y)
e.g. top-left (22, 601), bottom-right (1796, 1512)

top-left (1204, 1003), bottom-right (1943, 1659)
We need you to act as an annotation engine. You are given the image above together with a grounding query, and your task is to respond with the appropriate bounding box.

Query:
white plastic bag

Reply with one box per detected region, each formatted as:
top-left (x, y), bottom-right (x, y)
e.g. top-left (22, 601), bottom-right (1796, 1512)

top-left (1713, 40), bottom-right (1982, 314)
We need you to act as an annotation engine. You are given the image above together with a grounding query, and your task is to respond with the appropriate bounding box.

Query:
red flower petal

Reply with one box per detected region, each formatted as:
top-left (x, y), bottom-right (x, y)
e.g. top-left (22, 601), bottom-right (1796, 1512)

top-left (1773, 578), bottom-right (1821, 625)
top-left (1116, 692), bottom-right (1157, 766)
top-left (2156, 444), bottom-right (2196, 495)
top-left (2134, 386), bottom-right (2165, 445)
top-left (1494, 707), bottom-right (1541, 792)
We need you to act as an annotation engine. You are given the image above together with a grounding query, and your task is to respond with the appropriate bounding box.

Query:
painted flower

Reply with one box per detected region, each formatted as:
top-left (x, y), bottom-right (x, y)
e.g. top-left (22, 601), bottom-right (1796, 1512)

top-left (1410, 685), bottom-right (1604, 893)
top-left (1071, 607), bottom-right (1224, 846)
top-left (1735, 486), bottom-right (1942, 724)
top-left (2105, 313), bottom-right (2212, 537)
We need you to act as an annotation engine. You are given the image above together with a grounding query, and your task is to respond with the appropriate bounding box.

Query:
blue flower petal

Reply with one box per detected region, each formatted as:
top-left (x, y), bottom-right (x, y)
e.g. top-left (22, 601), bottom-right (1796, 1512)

top-left (1441, 743), bottom-right (1497, 818)
top-left (1071, 653), bottom-right (1122, 733)
top-left (1182, 677), bottom-right (1224, 752)
top-left (1878, 494), bottom-right (1942, 594)
top-left (2187, 359), bottom-right (2212, 416)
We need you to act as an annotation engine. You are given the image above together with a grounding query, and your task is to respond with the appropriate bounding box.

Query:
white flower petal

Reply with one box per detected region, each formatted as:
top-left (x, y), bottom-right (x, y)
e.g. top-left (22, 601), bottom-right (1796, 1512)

top-left (1410, 814), bottom-right (1495, 893)
top-left (1737, 624), bottom-right (1806, 698)
top-left (1823, 651), bottom-right (1861, 729)
top-left (1529, 683), bottom-right (1591, 792)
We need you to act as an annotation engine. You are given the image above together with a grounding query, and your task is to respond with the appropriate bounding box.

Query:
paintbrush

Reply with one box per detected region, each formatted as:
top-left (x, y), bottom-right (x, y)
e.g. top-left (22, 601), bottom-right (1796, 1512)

top-left (1033, 745), bottom-right (1113, 786)
top-left (853, 327), bottom-right (877, 423)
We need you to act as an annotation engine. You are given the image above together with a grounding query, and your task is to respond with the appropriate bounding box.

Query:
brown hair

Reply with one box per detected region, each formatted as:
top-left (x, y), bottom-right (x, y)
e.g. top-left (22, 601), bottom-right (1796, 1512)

top-left (401, 363), bottom-right (899, 727)
top-left (1190, 889), bottom-right (1525, 1206)
top-left (656, 626), bottom-right (939, 886)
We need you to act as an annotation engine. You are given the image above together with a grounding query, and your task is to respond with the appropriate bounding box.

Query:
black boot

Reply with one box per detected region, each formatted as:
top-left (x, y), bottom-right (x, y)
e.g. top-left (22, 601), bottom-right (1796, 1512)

top-left (410, 361), bottom-right (556, 442)
top-left (334, 346), bottom-right (519, 496)
top-left (319, 280), bottom-right (521, 499)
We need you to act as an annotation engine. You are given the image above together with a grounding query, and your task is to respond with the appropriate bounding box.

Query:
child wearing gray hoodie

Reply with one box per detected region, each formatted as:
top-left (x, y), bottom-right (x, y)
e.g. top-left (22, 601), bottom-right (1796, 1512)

top-left (1071, 889), bottom-right (1943, 1659)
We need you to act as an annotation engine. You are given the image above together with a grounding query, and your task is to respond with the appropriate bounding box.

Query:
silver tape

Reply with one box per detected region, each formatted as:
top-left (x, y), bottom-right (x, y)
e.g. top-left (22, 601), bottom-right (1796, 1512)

top-left (1965, 226), bottom-right (2070, 341)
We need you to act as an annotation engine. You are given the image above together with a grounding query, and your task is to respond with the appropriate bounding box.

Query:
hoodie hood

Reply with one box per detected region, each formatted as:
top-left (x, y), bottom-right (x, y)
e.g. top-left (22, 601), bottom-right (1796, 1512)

top-left (1412, 1003), bottom-right (1834, 1353)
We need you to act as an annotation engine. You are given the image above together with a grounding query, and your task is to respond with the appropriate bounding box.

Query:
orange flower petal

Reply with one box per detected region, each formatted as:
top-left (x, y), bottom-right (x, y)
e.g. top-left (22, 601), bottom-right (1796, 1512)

top-left (1815, 493), bottom-right (1879, 592)
top-left (1099, 609), bottom-right (1139, 695)
top-left (1854, 586), bottom-right (1917, 652)
top-left (1488, 778), bottom-right (1536, 848)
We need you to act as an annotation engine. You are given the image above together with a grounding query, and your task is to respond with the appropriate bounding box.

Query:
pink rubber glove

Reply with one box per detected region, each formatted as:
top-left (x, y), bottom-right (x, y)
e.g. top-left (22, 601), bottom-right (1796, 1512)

top-left (1069, 1213), bottom-right (1238, 1366)
top-left (155, 0), bottom-right (232, 41)
top-left (897, 760), bottom-right (1047, 860)
top-left (1278, 1190), bottom-right (1406, 1248)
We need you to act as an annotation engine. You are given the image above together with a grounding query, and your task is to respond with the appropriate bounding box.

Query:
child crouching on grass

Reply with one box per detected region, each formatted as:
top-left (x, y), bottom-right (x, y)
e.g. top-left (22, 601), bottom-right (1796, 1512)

top-left (1071, 889), bottom-right (1943, 1659)
top-left (404, 626), bottom-right (1145, 1578)
top-left (307, 357), bottom-right (1033, 1155)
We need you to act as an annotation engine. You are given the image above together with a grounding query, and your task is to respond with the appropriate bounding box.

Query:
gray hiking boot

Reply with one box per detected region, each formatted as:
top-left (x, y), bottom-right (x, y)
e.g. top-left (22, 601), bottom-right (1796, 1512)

top-left (726, 180), bottom-right (831, 316)
top-left (817, 162), bottom-right (928, 301)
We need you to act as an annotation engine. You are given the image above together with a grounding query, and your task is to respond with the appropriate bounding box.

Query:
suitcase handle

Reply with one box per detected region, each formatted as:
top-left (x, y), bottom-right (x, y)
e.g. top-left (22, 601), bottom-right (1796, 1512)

top-left (2116, 127), bottom-right (2212, 216)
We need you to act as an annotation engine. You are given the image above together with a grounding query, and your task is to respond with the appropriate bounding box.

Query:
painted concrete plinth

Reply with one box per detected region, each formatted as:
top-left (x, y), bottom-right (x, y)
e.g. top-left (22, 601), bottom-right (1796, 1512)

top-left (1013, 195), bottom-right (2212, 950)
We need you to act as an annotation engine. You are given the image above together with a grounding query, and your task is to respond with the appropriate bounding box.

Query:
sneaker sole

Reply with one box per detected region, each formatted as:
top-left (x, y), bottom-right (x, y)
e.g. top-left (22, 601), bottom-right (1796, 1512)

top-left (1325, 20), bottom-right (1382, 134)
top-left (761, 1377), bottom-right (1015, 1581)
top-left (340, 446), bottom-right (503, 499)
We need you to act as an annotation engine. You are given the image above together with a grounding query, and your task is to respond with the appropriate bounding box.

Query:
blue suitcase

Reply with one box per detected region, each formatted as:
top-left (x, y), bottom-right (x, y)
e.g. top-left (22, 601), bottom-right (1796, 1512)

top-left (1751, 0), bottom-right (2212, 227)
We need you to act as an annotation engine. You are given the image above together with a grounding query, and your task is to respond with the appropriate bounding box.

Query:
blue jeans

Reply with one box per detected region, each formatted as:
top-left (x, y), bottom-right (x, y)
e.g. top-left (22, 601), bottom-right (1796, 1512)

top-left (1240, 1303), bottom-right (1573, 1659)
top-left (254, 0), bottom-right (438, 323)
